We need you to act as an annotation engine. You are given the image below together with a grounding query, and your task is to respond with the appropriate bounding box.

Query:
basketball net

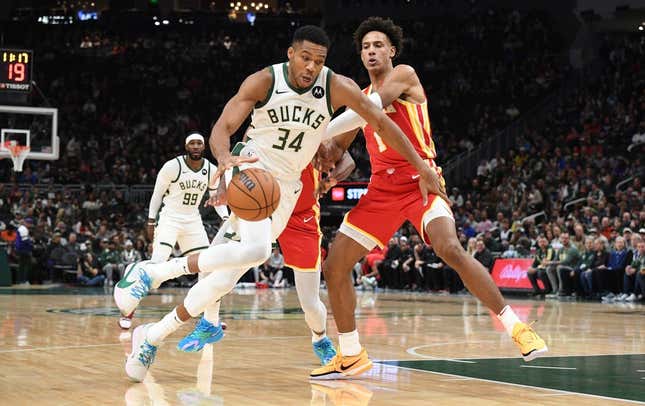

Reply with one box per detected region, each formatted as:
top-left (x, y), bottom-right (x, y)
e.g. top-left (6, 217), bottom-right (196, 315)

top-left (4, 140), bottom-right (30, 172)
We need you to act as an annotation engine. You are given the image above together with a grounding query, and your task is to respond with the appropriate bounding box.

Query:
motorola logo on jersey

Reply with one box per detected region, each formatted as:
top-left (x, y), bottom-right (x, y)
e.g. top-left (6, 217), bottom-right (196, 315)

top-left (202, 169), bottom-right (207, 175)
top-left (311, 86), bottom-right (324, 99)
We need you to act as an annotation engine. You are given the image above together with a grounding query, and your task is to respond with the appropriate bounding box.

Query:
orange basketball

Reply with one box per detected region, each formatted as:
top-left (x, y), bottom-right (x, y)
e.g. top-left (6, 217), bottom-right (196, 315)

top-left (227, 168), bottom-right (281, 221)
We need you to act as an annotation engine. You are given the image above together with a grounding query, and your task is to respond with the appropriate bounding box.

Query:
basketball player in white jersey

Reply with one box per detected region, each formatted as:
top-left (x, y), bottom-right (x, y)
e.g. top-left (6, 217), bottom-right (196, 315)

top-left (117, 133), bottom-right (229, 329)
top-left (114, 25), bottom-right (445, 382)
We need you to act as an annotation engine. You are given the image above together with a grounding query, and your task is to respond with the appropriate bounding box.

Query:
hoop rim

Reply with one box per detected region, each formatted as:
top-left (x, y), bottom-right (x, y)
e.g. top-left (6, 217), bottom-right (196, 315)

top-left (3, 141), bottom-right (30, 172)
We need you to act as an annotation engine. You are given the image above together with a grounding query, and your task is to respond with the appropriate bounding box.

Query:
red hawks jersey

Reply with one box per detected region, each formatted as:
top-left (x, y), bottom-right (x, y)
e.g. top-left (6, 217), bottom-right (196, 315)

top-left (292, 163), bottom-right (320, 214)
top-left (362, 85), bottom-right (436, 174)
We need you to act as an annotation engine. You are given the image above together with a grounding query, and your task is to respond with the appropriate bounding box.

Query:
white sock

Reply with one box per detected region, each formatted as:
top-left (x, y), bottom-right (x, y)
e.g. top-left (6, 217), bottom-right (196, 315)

top-left (147, 257), bottom-right (190, 288)
top-left (497, 305), bottom-right (522, 336)
top-left (312, 330), bottom-right (326, 343)
top-left (339, 330), bottom-right (361, 356)
top-left (203, 298), bottom-right (221, 326)
top-left (146, 307), bottom-right (185, 346)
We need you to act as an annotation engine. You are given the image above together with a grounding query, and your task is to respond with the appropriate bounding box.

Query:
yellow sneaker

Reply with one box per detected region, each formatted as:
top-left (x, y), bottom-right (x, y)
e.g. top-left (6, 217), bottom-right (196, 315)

top-left (310, 348), bottom-right (373, 380)
top-left (512, 321), bottom-right (548, 361)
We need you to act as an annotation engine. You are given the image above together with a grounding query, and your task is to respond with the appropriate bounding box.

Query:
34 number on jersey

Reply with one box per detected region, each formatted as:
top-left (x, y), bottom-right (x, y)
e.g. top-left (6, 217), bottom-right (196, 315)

top-left (182, 193), bottom-right (199, 206)
top-left (272, 128), bottom-right (304, 152)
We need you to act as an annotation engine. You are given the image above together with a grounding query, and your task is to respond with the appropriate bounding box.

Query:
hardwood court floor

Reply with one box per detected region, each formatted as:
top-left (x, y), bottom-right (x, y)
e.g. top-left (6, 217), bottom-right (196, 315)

top-left (0, 285), bottom-right (643, 405)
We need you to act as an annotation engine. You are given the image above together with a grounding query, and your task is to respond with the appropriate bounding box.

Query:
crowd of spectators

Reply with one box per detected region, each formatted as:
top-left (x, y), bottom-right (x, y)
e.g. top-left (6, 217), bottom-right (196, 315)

top-left (0, 13), bottom-right (642, 302)
top-left (0, 8), bottom-right (563, 183)
top-left (0, 183), bottom-right (215, 286)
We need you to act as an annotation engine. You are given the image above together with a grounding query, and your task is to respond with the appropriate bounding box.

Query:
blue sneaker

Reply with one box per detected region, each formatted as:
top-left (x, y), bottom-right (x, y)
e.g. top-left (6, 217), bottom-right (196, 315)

top-left (177, 317), bottom-right (224, 352)
top-left (126, 323), bottom-right (157, 382)
top-left (313, 336), bottom-right (337, 365)
top-left (114, 261), bottom-right (154, 316)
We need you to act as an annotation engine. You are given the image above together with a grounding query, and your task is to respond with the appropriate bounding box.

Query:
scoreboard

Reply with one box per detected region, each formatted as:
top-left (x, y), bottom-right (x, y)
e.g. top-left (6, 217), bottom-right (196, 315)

top-left (0, 49), bottom-right (33, 93)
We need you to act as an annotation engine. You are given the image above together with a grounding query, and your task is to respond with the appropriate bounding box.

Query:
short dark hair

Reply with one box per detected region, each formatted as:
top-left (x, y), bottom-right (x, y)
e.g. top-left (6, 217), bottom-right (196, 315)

top-left (353, 16), bottom-right (403, 59)
top-left (292, 25), bottom-right (330, 49)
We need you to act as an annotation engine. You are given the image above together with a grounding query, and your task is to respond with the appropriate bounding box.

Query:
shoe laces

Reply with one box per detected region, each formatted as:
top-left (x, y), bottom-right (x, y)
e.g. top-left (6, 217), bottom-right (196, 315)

top-left (513, 321), bottom-right (538, 345)
top-left (138, 340), bottom-right (157, 368)
top-left (194, 318), bottom-right (217, 336)
top-left (130, 271), bottom-right (152, 300)
top-left (314, 337), bottom-right (332, 351)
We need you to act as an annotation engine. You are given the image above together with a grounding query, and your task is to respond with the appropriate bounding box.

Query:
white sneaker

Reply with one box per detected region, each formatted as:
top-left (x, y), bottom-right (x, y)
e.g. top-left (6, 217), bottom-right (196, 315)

top-left (114, 261), bottom-right (153, 316)
top-left (125, 323), bottom-right (157, 382)
top-left (625, 293), bottom-right (637, 302)
top-left (616, 293), bottom-right (628, 302)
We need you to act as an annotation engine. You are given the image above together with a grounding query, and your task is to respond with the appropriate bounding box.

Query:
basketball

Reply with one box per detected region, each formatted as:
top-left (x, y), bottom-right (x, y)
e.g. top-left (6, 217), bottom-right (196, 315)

top-left (227, 168), bottom-right (281, 221)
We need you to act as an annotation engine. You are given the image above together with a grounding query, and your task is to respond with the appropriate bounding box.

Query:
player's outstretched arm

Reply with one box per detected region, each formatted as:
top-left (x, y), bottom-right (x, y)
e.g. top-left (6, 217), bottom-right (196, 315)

top-left (373, 64), bottom-right (424, 107)
top-left (209, 68), bottom-right (272, 177)
top-left (329, 74), bottom-right (448, 205)
top-left (323, 65), bottom-right (421, 140)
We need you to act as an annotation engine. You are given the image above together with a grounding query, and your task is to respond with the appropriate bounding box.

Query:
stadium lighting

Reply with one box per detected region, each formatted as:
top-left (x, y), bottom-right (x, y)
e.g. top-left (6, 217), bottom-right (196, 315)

top-left (640, 26), bottom-right (644, 31)
top-left (154, 21), bottom-right (160, 26)
top-left (162, 19), bottom-right (169, 25)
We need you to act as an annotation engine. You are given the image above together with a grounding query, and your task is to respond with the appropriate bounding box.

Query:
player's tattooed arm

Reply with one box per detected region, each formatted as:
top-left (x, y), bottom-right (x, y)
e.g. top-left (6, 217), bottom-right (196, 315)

top-left (209, 68), bottom-right (271, 180)
top-left (330, 74), bottom-right (448, 205)
top-left (374, 64), bottom-right (425, 106)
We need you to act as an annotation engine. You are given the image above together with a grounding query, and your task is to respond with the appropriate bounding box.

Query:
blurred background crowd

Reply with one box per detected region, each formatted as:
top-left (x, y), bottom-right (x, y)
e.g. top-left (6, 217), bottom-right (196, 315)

top-left (0, 1), bottom-right (643, 302)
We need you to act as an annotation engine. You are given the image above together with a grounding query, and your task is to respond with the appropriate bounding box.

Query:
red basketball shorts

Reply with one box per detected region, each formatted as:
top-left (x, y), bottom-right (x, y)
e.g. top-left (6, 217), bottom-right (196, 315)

top-left (277, 205), bottom-right (322, 272)
top-left (340, 169), bottom-right (453, 249)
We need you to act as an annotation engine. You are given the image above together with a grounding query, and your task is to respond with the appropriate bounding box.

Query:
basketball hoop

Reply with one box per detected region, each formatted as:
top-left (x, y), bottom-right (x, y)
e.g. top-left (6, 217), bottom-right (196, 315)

top-left (3, 141), bottom-right (30, 172)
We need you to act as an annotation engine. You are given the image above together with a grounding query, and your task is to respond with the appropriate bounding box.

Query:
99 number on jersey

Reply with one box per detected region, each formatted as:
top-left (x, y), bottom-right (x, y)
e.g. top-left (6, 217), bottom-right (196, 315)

top-left (182, 193), bottom-right (199, 206)
top-left (272, 128), bottom-right (304, 152)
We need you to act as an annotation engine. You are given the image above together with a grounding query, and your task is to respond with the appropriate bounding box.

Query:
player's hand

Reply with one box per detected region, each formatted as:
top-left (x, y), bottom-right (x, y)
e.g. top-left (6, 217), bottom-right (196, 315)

top-left (313, 141), bottom-right (343, 173)
top-left (212, 154), bottom-right (259, 184)
top-left (314, 177), bottom-right (338, 199)
top-left (206, 178), bottom-right (228, 207)
top-left (418, 167), bottom-right (449, 206)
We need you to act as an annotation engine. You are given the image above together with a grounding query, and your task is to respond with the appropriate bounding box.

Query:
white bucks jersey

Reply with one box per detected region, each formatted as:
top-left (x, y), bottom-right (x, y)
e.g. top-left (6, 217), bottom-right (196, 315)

top-left (160, 156), bottom-right (216, 218)
top-left (246, 62), bottom-right (334, 181)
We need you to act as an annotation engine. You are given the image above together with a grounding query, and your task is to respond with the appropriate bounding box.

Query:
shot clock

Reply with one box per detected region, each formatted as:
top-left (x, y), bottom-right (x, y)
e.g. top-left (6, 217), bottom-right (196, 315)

top-left (0, 49), bottom-right (33, 93)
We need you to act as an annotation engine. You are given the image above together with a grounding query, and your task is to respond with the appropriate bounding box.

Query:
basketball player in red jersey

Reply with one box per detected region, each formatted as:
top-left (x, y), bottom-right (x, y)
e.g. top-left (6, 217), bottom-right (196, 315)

top-left (311, 17), bottom-right (548, 380)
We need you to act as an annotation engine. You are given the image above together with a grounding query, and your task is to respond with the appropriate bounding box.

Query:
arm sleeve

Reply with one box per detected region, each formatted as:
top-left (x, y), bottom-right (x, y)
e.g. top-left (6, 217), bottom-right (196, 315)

top-left (207, 161), bottom-right (229, 220)
top-left (148, 159), bottom-right (179, 220)
top-left (323, 93), bottom-right (383, 140)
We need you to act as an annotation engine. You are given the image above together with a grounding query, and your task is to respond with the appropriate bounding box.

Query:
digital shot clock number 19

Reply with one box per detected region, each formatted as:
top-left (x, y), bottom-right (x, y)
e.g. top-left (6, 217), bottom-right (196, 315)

top-left (0, 49), bottom-right (33, 93)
